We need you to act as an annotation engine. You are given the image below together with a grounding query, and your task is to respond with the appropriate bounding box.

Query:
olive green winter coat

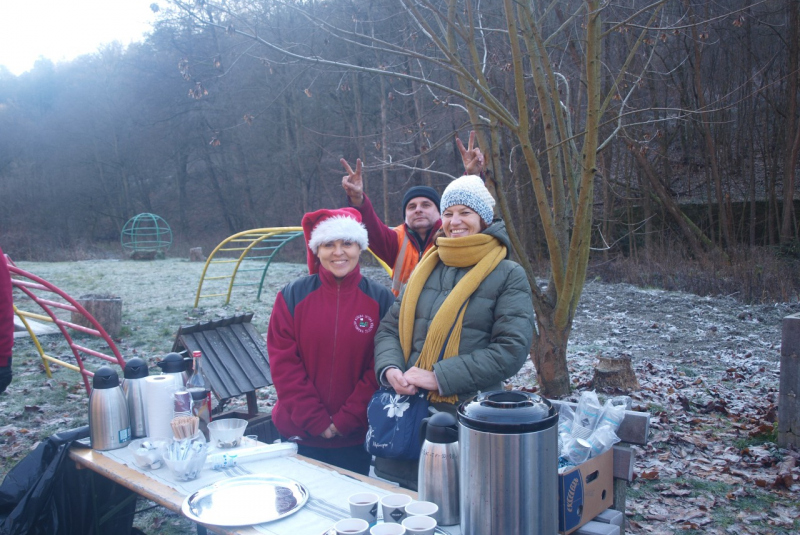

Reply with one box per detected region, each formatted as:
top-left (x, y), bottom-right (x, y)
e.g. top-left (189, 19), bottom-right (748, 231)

top-left (374, 220), bottom-right (535, 413)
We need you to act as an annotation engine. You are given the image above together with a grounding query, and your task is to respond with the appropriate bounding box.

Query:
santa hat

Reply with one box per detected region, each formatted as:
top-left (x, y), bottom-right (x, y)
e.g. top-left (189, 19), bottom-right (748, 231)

top-left (440, 174), bottom-right (495, 225)
top-left (301, 207), bottom-right (369, 274)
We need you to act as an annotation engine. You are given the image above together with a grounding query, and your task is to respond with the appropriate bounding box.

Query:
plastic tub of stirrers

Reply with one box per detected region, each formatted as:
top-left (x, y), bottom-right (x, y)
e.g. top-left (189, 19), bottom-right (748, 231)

top-left (163, 415), bottom-right (208, 480)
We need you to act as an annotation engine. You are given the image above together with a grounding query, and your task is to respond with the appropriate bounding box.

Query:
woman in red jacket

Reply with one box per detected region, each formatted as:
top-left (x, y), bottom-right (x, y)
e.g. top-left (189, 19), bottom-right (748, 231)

top-left (267, 208), bottom-right (394, 475)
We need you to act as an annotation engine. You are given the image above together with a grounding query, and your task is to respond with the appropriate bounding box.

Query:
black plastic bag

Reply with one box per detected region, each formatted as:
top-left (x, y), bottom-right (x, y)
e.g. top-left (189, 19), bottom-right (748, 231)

top-left (0, 426), bottom-right (136, 535)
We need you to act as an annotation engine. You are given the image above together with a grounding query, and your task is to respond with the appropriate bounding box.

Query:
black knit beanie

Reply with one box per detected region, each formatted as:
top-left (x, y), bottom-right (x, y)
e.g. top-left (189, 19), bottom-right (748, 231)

top-left (401, 186), bottom-right (441, 218)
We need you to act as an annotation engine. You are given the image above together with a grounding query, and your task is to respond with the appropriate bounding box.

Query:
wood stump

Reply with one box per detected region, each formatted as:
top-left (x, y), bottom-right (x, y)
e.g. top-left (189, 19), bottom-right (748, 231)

top-left (129, 250), bottom-right (157, 260)
top-left (189, 247), bottom-right (206, 262)
top-left (71, 294), bottom-right (122, 338)
top-left (779, 313), bottom-right (800, 448)
top-left (593, 354), bottom-right (640, 393)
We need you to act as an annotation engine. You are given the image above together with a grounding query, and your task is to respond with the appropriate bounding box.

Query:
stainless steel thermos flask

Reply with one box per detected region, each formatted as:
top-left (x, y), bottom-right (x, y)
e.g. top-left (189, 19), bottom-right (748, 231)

top-left (418, 411), bottom-right (460, 526)
top-left (458, 390), bottom-right (558, 535)
top-left (121, 357), bottom-right (149, 438)
top-left (89, 366), bottom-right (131, 451)
top-left (156, 352), bottom-right (190, 391)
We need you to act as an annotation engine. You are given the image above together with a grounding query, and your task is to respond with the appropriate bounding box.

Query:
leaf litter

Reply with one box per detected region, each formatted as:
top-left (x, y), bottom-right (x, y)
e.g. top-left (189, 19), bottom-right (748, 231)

top-left (1, 260), bottom-right (798, 534)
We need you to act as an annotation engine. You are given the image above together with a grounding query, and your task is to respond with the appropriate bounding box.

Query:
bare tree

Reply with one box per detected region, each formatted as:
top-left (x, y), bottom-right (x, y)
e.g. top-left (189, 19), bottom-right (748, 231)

top-left (166, 0), bottom-right (701, 396)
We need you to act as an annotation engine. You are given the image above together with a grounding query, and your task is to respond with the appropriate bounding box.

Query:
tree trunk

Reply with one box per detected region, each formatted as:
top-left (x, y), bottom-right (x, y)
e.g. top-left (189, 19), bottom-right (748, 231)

top-left (782, 1), bottom-right (800, 244)
top-left (631, 146), bottom-right (709, 258)
top-left (175, 149), bottom-right (190, 237)
top-left (531, 310), bottom-right (571, 398)
top-left (593, 355), bottom-right (639, 393)
top-left (379, 68), bottom-right (390, 223)
top-left (72, 294), bottom-right (122, 339)
top-left (351, 71), bottom-right (367, 195)
top-left (202, 141), bottom-right (237, 235)
top-left (687, 9), bottom-right (732, 249)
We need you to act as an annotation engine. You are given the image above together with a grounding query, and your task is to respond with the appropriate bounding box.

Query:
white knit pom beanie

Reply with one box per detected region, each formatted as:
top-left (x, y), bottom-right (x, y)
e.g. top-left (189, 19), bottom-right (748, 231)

top-left (440, 175), bottom-right (495, 225)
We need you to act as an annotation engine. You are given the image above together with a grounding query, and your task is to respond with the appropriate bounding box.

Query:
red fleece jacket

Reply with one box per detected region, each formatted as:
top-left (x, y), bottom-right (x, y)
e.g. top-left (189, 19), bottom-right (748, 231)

top-left (267, 265), bottom-right (393, 449)
top-left (0, 245), bottom-right (13, 367)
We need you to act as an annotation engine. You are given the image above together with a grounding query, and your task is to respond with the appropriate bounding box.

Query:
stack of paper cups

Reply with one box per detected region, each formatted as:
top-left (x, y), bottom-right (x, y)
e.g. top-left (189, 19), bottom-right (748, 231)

top-left (145, 375), bottom-right (176, 440)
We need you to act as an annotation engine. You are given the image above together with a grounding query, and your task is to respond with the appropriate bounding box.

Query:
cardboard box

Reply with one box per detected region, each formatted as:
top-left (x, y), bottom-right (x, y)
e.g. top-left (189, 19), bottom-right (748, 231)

top-left (558, 449), bottom-right (614, 534)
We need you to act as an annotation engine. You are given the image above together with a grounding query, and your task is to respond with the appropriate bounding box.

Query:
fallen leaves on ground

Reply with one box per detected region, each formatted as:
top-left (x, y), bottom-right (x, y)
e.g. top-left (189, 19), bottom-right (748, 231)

top-left (510, 281), bottom-right (799, 534)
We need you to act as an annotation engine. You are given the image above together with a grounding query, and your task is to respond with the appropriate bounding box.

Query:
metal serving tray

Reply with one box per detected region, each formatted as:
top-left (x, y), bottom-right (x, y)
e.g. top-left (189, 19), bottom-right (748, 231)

top-left (182, 474), bottom-right (309, 526)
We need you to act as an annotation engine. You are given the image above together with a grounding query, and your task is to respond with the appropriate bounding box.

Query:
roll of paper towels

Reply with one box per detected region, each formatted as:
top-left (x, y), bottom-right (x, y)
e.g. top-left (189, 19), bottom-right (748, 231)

top-left (145, 375), bottom-right (176, 440)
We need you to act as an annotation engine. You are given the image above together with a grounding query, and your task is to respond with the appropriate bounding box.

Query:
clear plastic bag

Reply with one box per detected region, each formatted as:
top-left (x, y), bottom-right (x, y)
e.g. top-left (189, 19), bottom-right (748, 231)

top-left (574, 390), bottom-right (602, 430)
top-left (558, 403), bottom-right (575, 436)
top-left (598, 399), bottom-right (626, 432)
top-left (586, 425), bottom-right (621, 458)
top-left (562, 436), bottom-right (592, 465)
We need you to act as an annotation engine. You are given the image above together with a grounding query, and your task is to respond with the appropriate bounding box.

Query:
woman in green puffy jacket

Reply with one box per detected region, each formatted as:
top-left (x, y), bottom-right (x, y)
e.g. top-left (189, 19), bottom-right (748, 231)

top-left (372, 174), bottom-right (535, 488)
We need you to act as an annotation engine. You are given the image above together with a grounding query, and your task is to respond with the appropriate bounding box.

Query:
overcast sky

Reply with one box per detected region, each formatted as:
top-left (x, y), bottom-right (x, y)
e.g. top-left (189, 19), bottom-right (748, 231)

top-left (0, 0), bottom-right (159, 76)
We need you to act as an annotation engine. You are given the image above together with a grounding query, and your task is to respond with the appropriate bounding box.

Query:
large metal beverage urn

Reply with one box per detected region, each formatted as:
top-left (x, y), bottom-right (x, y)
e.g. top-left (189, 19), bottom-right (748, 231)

top-left (121, 357), bottom-right (149, 438)
top-left (89, 366), bottom-right (131, 451)
top-left (418, 411), bottom-right (460, 526)
top-left (458, 390), bottom-right (558, 535)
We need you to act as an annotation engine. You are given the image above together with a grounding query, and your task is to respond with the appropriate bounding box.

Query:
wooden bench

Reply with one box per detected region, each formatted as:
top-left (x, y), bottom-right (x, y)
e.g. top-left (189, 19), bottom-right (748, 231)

top-left (551, 399), bottom-right (651, 534)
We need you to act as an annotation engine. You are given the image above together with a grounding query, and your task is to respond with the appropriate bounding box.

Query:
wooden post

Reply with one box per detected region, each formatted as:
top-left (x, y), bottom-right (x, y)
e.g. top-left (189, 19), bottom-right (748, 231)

top-left (779, 313), bottom-right (800, 448)
top-left (71, 294), bottom-right (122, 338)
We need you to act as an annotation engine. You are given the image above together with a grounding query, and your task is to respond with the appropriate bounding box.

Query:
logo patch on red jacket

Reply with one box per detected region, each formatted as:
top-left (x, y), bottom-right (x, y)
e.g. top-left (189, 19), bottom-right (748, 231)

top-left (354, 314), bottom-right (375, 334)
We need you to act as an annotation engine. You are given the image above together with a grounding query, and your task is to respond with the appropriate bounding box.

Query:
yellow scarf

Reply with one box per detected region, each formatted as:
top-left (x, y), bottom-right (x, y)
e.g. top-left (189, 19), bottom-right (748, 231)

top-left (399, 233), bottom-right (506, 403)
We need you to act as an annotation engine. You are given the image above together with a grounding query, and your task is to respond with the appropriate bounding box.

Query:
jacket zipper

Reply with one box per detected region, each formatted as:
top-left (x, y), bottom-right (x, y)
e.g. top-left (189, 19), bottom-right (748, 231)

top-left (327, 283), bottom-right (340, 403)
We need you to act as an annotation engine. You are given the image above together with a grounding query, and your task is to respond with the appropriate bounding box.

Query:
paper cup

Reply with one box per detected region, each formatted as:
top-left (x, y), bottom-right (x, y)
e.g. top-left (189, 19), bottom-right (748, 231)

top-left (349, 492), bottom-right (380, 525)
top-left (370, 523), bottom-right (406, 535)
top-left (401, 515), bottom-right (437, 535)
top-left (334, 518), bottom-right (370, 535)
top-left (405, 500), bottom-right (438, 519)
top-left (379, 494), bottom-right (412, 524)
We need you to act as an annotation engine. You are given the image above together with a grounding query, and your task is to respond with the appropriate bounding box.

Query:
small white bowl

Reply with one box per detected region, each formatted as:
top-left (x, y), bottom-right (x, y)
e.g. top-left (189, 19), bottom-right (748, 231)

top-left (129, 438), bottom-right (166, 470)
top-left (208, 418), bottom-right (248, 448)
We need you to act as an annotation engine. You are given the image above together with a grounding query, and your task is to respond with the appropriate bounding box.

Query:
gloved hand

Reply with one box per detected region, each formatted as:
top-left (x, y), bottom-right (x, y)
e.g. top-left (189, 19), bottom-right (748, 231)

top-left (0, 362), bottom-right (12, 394)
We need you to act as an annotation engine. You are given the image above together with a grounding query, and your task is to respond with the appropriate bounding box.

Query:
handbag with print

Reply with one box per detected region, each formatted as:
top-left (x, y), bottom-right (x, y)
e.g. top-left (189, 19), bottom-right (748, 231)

top-left (364, 387), bottom-right (429, 460)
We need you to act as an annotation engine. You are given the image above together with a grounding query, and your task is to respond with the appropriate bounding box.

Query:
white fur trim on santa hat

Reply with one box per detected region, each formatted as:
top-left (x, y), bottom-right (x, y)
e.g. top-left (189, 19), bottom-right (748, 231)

top-left (307, 215), bottom-right (369, 254)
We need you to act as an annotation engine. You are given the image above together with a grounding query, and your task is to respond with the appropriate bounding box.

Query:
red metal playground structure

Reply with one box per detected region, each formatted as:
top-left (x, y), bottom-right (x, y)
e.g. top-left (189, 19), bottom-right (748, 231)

top-left (5, 254), bottom-right (125, 395)
top-left (6, 227), bottom-right (391, 395)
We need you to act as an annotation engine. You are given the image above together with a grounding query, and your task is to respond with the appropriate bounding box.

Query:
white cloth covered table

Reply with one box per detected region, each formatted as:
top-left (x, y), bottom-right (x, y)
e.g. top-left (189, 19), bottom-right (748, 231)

top-left (100, 443), bottom-right (461, 534)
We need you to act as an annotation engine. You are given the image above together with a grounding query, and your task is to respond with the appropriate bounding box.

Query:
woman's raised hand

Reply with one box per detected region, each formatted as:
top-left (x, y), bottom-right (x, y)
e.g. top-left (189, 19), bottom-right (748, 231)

top-left (457, 131), bottom-right (485, 176)
top-left (340, 158), bottom-right (365, 206)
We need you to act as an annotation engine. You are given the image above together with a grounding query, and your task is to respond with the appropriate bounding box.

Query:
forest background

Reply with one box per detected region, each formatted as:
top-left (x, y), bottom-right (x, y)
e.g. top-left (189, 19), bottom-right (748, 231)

top-left (1, 0), bottom-right (799, 302)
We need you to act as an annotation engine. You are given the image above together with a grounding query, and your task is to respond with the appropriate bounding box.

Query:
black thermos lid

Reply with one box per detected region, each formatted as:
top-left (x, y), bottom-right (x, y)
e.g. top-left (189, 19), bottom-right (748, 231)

top-left (424, 411), bottom-right (458, 444)
top-left (157, 352), bottom-right (188, 373)
top-left (123, 357), bottom-right (149, 379)
top-left (92, 366), bottom-right (120, 389)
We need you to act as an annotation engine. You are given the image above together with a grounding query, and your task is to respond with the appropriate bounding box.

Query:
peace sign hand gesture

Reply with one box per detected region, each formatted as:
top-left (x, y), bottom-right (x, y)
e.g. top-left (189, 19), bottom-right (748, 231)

top-left (340, 158), bottom-right (365, 207)
top-left (456, 131), bottom-right (485, 176)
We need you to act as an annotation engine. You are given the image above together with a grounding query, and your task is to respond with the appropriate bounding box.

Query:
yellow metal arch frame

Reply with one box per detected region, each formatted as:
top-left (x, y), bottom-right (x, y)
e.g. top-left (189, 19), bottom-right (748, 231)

top-left (194, 227), bottom-right (392, 307)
